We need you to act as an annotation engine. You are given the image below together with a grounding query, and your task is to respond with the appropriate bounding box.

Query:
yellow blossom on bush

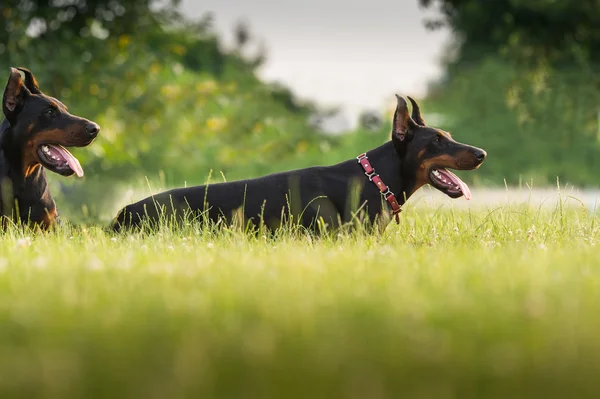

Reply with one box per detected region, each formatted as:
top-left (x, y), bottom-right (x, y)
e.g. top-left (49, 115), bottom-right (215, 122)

top-left (118, 35), bottom-right (130, 48)
top-left (206, 117), bottom-right (228, 132)
top-left (89, 84), bottom-right (100, 95)
top-left (217, 148), bottom-right (235, 164)
top-left (196, 80), bottom-right (218, 94)
top-left (296, 140), bottom-right (309, 153)
top-left (252, 122), bottom-right (264, 134)
top-left (160, 85), bottom-right (181, 99)
top-left (149, 63), bottom-right (161, 75)
top-left (171, 45), bottom-right (187, 55)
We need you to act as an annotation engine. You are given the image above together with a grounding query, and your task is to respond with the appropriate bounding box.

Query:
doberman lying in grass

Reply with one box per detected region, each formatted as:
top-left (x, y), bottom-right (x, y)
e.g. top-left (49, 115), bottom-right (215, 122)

top-left (0, 68), bottom-right (100, 229)
top-left (113, 95), bottom-right (486, 233)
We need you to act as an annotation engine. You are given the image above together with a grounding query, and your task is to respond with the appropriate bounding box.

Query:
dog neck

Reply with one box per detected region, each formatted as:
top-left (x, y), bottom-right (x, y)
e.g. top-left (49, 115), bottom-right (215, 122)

top-left (363, 141), bottom-right (417, 206)
top-left (0, 118), bottom-right (54, 222)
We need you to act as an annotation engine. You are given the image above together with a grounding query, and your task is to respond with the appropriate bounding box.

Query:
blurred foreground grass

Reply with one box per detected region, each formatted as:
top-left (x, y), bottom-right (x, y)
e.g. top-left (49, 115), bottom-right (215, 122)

top-left (1, 201), bottom-right (600, 398)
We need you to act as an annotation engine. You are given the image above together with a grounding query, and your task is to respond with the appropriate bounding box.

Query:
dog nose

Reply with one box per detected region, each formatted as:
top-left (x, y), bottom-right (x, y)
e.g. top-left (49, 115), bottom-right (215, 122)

top-left (86, 122), bottom-right (100, 136)
top-left (474, 149), bottom-right (486, 162)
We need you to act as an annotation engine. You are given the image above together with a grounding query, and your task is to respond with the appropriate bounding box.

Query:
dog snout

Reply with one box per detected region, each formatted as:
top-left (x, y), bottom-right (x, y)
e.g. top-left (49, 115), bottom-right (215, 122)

top-left (85, 122), bottom-right (100, 137)
top-left (473, 149), bottom-right (486, 162)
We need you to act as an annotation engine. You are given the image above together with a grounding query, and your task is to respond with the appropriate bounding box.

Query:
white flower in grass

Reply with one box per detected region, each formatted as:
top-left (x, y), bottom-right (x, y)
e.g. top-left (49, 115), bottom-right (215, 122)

top-left (538, 243), bottom-right (547, 251)
top-left (527, 225), bottom-right (536, 240)
top-left (33, 256), bottom-right (48, 269)
top-left (16, 237), bottom-right (31, 247)
top-left (87, 257), bottom-right (103, 271)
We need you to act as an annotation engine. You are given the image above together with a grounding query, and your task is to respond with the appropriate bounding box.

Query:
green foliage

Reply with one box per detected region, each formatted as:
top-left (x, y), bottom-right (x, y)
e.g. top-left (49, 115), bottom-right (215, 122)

top-left (425, 57), bottom-right (600, 186)
top-left (1, 203), bottom-right (600, 396)
top-left (1, 1), bottom-right (338, 223)
top-left (420, 0), bottom-right (600, 66)
top-left (419, 1), bottom-right (600, 188)
top-left (5, 0), bottom-right (600, 224)
top-left (0, 1), bottom-right (327, 187)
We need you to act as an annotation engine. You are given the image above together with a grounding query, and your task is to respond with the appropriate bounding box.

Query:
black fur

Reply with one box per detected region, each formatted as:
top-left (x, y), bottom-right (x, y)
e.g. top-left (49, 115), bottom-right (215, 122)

top-left (113, 96), bottom-right (486, 233)
top-left (0, 67), bottom-right (100, 229)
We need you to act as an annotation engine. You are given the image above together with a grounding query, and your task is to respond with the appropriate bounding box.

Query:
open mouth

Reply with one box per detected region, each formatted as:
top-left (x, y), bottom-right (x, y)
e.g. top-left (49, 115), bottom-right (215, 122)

top-left (37, 144), bottom-right (84, 177)
top-left (429, 168), bottom-right (472, 200)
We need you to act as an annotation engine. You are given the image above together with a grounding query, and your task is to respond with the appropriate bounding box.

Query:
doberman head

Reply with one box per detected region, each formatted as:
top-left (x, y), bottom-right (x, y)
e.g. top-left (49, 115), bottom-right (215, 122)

top-left (0, 67), bottom-right (100, 229)
top-left (391, 95), bottom-right (486, 200)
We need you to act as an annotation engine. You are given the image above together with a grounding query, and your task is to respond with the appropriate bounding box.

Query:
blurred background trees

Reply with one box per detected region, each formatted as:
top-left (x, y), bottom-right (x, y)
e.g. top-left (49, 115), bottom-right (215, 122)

top-left (1, 1), bottom-right (600, 221)
top-left (420, 0), bottom-right (600, 186)
top-left (0, 0), bottom-right (328, 183)
top-left (1, 0), bottom-right (336, 220)
top-left (420, 0), bottom-right (600, 66)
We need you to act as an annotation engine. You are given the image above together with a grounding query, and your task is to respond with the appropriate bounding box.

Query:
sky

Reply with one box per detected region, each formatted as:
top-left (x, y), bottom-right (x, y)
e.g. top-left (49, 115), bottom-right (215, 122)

top-left (180, 0), bottom-right (450, 129)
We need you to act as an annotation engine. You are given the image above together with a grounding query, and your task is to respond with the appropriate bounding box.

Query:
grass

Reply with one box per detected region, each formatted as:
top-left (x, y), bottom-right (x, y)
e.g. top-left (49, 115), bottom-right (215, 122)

top-left (1, 195), bottom-right (600, 398)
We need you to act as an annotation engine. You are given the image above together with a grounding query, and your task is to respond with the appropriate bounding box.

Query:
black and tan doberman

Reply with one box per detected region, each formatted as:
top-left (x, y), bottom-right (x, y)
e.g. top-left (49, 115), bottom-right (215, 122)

top-left (113, 95), bottom-right (485, 233)
top-left (0, 67), bottom-right (100, 229)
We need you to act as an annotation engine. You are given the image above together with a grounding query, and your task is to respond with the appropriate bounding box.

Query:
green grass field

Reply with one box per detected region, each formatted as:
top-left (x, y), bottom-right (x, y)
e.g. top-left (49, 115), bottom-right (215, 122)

top-left (1, 196), bottom-right (600, 398)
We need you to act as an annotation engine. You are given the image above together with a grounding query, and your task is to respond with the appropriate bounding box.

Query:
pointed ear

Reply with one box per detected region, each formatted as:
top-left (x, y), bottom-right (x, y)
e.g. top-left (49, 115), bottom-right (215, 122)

top-left (407, 96), bottom-right (426, 126)
top-left (3, 68), bottom-right (30, 119)
top-left (392, 94), bottom-right (417, 142)
top-left (16, 67), bottom-right (42, 94)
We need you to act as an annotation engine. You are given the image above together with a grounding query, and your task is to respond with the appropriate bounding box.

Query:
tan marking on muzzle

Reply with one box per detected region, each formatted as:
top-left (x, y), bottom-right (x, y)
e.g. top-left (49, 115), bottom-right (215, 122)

top-left (22, 128), bottom-right (73, 171)
top-left (409, 153), bottom-right (466, 197)
top-left (29, 128), bottom-right (74, 146)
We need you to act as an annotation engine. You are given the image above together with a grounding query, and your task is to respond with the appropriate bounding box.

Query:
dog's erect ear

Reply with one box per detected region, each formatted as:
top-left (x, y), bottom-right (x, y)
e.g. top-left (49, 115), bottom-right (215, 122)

top-left (392, 94), bottom-right (417, 143)
top-left (16, 67), bottom-right (42, 94)
top-left (3, 67), bottom-right (31, 120)
top-left (407, 96), bottom-right (426, 126)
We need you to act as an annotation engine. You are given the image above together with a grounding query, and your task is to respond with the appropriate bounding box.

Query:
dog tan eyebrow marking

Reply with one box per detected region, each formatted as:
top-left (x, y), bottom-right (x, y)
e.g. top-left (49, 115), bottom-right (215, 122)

top-left (433, 130), bottom-right (452, 140)
top-left (57, 100), bottom-right (68, 111)
top-left (49, 97), bottom-right (68, 111)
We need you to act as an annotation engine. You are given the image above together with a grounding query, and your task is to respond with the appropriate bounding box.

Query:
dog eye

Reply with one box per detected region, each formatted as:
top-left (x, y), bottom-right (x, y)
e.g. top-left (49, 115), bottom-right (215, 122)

top-left (45, 109), bottom-right (56, 118)
top-left (433, 136), bottom-right (441, 144)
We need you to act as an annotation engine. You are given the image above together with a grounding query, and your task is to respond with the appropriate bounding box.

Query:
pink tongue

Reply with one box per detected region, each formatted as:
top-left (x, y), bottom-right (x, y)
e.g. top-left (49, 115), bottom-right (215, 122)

top-left (442, 169), bottom-right (472, 200)
top-left (456, 177), bottom-right (472, 200)
top-left (49, 145), bottom-right (84, 177)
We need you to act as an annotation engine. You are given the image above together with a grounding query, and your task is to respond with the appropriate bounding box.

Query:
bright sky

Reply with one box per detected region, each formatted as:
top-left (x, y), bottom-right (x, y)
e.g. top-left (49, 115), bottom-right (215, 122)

top-left (180, 0), bottom-right (450, 128)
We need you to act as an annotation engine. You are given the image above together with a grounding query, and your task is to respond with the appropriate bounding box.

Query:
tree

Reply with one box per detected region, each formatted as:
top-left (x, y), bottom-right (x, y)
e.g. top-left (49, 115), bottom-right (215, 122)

top-left (418, 1), bottom-right (600, 187)
top-left (419, 0), bottom-right (600, 66)
top-left (358, 110), bottom-right (383, 133)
